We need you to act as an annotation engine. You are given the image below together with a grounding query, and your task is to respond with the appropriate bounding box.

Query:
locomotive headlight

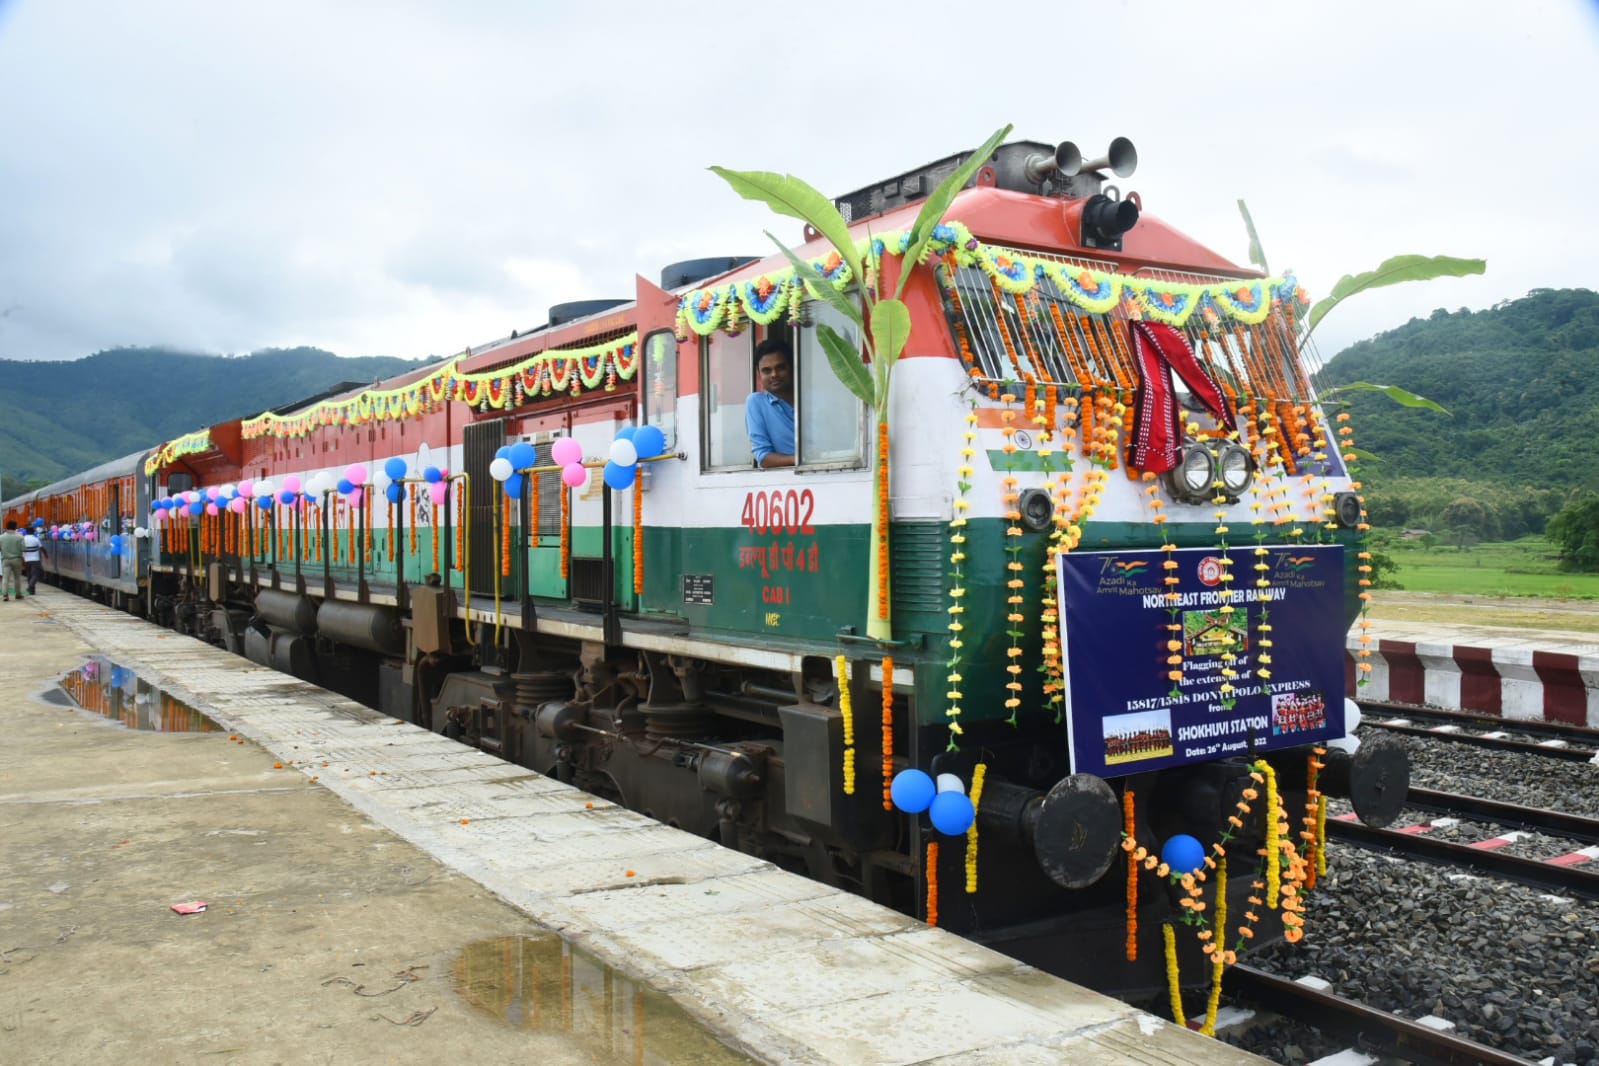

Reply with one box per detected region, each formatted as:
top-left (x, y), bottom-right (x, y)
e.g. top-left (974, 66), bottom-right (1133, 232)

top-left (1164, 444), bottom-right (1215, 504)
top-left (1018, 488), bottom-right (1054, 532)
top-left (1333, 491), bottom-right (1363, 528)
top-left (1217, 443), bottom-right (1253, 500)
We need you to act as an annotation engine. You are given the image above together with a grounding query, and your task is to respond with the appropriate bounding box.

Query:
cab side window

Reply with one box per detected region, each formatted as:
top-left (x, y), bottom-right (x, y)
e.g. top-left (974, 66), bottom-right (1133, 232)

top-left (641, 330), bottom-right (677, 451)
top-left (796, 302), bottom-right (865, 466)
top-left (701, 331), bottom-right (754, 470)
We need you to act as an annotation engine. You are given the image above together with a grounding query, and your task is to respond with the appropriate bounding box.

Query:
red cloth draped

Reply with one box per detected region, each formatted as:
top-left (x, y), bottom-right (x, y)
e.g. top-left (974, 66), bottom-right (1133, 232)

top-left (1127, 321), bottom-right (1234, 473)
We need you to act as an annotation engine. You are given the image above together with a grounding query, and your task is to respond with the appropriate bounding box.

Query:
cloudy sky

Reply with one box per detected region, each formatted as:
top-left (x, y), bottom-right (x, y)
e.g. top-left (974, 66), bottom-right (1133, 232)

top-left (1, 1), bottom-right (1595, 366)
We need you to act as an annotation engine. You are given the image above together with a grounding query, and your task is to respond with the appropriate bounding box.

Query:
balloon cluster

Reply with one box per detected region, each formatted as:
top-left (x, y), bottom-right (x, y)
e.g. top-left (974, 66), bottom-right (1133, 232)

top-left (889, 769), bottom-right (976, 836)
top-left (487, 425), bottom-right (667, 499)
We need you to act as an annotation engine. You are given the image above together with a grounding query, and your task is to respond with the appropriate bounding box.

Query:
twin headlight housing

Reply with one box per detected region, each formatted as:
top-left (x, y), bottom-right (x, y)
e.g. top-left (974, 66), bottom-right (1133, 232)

top-left (1164, 440), bottom-right (1255, 504)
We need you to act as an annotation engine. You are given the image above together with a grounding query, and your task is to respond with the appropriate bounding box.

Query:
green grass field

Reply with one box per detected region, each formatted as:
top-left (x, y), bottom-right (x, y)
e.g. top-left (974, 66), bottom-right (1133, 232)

top-left (1381, 535), bottom-right (1599, 599)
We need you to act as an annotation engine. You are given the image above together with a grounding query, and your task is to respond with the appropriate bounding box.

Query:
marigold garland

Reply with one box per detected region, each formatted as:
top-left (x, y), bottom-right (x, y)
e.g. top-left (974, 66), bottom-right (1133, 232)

top-left (999, 395), bottom-right (1025, 726)
top-left (386, 501), bottom-right (396, 562)
top-left (529, 465), bottom-right (541, 548)
top-left (1123, 788), bottom-right (1138, 961)
top-left (364, 493), bottom-right (373, 564)
top-left (455, 480), bottom-right (466, 571)
top-left (1338, 410), bottom-right (1375, 683)
top-left (836, 655), bottom-right (856, 795)
top-left (1302, 748), bottom-right (1325, 890)
top-left (925, 840), bottom-right (939, 927)
top-left (632, 474), bottom-right (644, 596)
top-left (1163, 923), bottom-right (1185, 1027)
top-left (875, 419), bottom-right (890, 621)
top-left (1260, 759), bottom-right (1281, 907)
top-left (500, 489), bottom-right (511, 578)
top-left (408, 488), bottom-right (418, 555)
top-left (944, 407), bottom-right (977, 750)
top-left (881, 657), bottom-right (895, 810)
top-left (559, 485), bottom-right (570, 580)
top-left (964, 763), bottom-right (987, 894)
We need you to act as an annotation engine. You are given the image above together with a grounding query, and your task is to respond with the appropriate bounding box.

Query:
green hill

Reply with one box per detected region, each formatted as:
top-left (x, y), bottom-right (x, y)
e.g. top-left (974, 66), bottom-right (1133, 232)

top-left (0, 346), bottom-right (429, 494)
top-left (1319, 288), bottom-right (1599, 488)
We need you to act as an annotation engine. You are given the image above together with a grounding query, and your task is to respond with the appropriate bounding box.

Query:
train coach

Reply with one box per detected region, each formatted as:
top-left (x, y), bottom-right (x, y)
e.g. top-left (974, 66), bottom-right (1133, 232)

top-left (4, 133), bottom-right (1409, 1005)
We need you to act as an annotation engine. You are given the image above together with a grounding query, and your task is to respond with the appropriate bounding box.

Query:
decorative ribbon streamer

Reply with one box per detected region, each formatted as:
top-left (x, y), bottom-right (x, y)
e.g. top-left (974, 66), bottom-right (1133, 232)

top-left (1127, 320), bottom-right (1235, 473)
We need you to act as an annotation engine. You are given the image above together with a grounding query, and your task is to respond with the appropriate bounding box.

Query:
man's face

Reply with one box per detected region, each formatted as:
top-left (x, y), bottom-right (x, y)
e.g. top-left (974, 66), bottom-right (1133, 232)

top-left (757, 353), bottom-right (791, 397)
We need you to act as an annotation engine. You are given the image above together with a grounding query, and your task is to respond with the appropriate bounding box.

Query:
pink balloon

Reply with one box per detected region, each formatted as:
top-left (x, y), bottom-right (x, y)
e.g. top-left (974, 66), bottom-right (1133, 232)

top-left (428, 482), bottom-right (449, 507)
top-left (205, 487), bottom-right (220, 500)
top-left (551, 437), bottom-right (582, 467)
top-left (349, 486), bottom-right (364, 506)
top-left (346, 463), bottom-right (368, 486)
top-left (228, 498), bottom-right (247, 514)
top-left (237, 480), bottom-right (254, 498)
top-left (206, 503), bottom-right (220, 516)
top-left (282, 475), bottom-right (301, 493)
top-left (561, 462), bottom-right (587, 488)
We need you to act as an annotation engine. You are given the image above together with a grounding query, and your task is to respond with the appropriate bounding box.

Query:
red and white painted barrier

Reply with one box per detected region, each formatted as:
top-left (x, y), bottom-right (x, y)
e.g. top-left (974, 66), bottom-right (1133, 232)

top-left (1346, 637), bottom-right (1599, 727)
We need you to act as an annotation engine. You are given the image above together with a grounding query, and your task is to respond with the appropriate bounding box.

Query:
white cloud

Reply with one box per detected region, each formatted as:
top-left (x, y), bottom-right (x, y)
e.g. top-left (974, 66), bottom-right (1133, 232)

top-left (1, 0), bottom-right (1596, 364)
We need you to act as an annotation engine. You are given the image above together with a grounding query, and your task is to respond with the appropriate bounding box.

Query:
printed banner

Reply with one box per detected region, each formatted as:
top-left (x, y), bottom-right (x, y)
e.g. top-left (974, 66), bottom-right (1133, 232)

top-left (1059, 545), bottom-right (1345, 778)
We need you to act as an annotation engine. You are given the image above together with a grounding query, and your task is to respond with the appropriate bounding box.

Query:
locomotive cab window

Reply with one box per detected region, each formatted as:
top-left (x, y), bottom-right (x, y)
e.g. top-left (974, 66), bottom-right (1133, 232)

top-left (641, 329), bottom-right (677, 452)
top-left (701, 314), bottom-right (865, 473)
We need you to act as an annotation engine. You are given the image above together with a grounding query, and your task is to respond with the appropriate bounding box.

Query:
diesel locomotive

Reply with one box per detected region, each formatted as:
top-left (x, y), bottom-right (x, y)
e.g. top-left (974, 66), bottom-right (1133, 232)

top-left (4, 133), bottom-right (1409, 1001)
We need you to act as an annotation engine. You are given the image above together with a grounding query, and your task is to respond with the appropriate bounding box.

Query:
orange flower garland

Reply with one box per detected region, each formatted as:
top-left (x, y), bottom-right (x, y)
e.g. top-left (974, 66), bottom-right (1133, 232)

top-left (408, 488), bottom-right (418, 555)
top-left (455, 480), bottom-right (465, 571)
top-left (529, 468), bottom-right (540, 548)
top-left (925, 840), bottom-right (939, 927)
top-left (632, 474), bottom-right (644, 596)
top-left (364, 493), bottom-right (373, 563)
top-left (836, 655), bottom-right (855, 795)
top-left (386, 500), bottom-right (395, 562)
top-left (999, 396), bottom-right (1024, 726)
top-left (1302, 748), bottom-right (1325, 890)
top-left (559, 484), bottom-right (570, 580)
top-left (876, 419), bottom-right (889, 621)
top-left (1123, 788), bottom-right (1138, 961)
top-left (500, 490), bottom-right (510, 577)
top-left (880, 656), bottom-right (895, 810)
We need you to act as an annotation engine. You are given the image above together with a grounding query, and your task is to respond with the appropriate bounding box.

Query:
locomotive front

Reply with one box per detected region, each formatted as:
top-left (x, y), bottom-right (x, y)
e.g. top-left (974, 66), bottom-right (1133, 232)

top-left (741, 136), bottom-right (1414, 998)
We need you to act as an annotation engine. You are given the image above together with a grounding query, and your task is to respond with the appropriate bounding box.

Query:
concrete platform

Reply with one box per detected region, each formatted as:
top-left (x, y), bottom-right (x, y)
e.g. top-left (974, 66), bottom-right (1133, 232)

top-left (1348, 617), bottom-right (1599, 725)
top-left (0, 588), bottom-right (1265, 1066)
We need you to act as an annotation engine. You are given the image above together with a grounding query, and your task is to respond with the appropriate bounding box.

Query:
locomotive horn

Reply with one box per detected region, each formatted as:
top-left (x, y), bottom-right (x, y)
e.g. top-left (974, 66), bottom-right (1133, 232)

top-left (1023, 141), bottom-right (1085, 184)
top-left (1078, 136), bottom-right (1138, 178)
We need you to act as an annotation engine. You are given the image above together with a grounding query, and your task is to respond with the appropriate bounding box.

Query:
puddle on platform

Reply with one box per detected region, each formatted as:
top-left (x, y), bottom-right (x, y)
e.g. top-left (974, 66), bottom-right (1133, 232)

top-left (452, 933), bottom-right (760, 1064)
top-left (56, 656), bottom-right (221, 733)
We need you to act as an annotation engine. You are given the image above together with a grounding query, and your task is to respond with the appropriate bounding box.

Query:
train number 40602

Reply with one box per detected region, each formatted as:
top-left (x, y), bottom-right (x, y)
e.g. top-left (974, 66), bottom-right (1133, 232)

top-left (739, 489), bottom-right (815, 535)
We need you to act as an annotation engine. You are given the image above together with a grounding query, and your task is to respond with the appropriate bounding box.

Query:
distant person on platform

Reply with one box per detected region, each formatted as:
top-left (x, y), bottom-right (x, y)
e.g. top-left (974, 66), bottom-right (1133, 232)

top-left (22, 523), bottom-right (44, 595)
top-left (746, 338), bottom-right (795, 469)
top-left (0, 521), bottom-right (24, 602)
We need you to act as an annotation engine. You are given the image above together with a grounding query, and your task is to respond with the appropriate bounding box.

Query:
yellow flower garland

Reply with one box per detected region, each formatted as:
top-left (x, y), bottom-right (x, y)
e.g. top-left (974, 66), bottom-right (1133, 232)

top-left (1163, 923), bottom-right (1186, 1027)
top-left (965, 763), bottom-right (987, 894)
top-left (836, 655), bottom-right (855, 796)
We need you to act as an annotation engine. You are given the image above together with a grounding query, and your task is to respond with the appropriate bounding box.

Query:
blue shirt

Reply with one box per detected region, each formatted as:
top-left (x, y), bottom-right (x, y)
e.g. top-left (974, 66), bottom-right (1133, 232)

top-left (746, 391), bottom-right (795, 464)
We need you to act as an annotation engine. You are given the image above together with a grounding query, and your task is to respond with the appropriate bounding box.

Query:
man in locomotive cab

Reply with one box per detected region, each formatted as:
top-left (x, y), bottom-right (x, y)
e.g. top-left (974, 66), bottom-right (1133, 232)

top-left (746, 336), bottom-right (796, 469)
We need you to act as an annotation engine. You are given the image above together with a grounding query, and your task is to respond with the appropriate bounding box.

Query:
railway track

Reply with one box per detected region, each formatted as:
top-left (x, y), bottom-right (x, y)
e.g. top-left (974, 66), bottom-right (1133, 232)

top-left (1359, 700), bottom-right (1599, 761)
top-left (1223, 964), bottom-right (1537, 1066)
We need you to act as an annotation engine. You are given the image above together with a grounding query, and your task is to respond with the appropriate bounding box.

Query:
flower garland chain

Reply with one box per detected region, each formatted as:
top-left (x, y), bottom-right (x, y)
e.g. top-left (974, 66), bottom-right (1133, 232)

top-left (999, 396), bottom-right (1024, 726)
top-left (632, 474), bottom-right (644, 596)
top-left (559, 485), bottom-right (570, 580)
top-left (1261, 759), bottom-right (1281, 907)
top-left (876, 420), bottom-right (890, 621)
top-left (836, 655), bottom-right (856, 796)
top-left (1338, 410), bottom-right (1375, 684)
top-left (1123, 788), bottom-right (1138, 961)
top-left (1302, 748), bottom-right (1325, 890)
top-left (944, 407), bottom-right (977, 750)
top-left (1163, 924), bottom-right (1186, 1028)
top-left (964, 763), bottom-right (987, 894)
top-left (925, 840), bottom-right (940, 927)
top-left (880, 657), bottom-right (895, 811)
top-left (1036, 392), bottom-right (1071, 722)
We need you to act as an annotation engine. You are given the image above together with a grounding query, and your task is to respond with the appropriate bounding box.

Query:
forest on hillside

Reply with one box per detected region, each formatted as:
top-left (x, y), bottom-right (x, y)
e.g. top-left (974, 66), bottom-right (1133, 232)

top-left (0, 346), bottom-right (427, 493)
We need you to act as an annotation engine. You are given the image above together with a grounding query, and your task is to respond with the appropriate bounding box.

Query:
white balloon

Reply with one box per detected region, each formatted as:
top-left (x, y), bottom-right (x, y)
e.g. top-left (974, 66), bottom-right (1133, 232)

top-left (609, 438), bottom-right (638, 467)
top-left (219, 483), bottom-right (236, 498)
top-left (134, 527), bottom-right (148, 538)
top-left (489, 457), bottom-right (514, 482)
top-left (256, 480), bottom-right (275, 497)
top-left (935, 773), bottom-right (966, 795)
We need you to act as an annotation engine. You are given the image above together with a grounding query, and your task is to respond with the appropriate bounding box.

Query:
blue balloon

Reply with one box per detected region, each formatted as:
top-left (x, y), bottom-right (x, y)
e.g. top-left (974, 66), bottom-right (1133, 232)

top-left (109, 536), bottom-right (124, 553)
top-left (33, 517), bottom-right (43, 527)
top-left (1160, 833), bottom-right (1207, 875)
top-left (494, 445), bottom-right (511, 460)
top-left (256, 496), bottom-right (273, 510)
top-left (602, 460), bottom-right (635, 490)
top-left (890, 769), bottom-right (936, 814)
top-left (632, 424), bottom-right (666, 460)
top-left (278, 490), bottom-right (295, 505)
top-left (614, 425), bottom-right (638, 442)
top-left (929, 791), bottom-right (976, 836)
top-left (384, 457), bottom-right (408, 480)
top-left (335, 478), bottom-right (352, 495)
top-left (385, 482), bottom-right (404, 504)
top-left (503, 472), bottom-right (524, 500)
top-left (507, 442), bottom-right (536, 470)
top-left (189, 501), bottom-right (205, 516)
top-left (423, 466), bottom-right (443, 484)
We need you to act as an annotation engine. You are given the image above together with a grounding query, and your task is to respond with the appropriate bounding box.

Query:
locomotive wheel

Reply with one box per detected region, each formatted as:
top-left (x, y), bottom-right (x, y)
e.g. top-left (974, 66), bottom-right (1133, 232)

top-left (1034, 773), bottom-right (1121, 889)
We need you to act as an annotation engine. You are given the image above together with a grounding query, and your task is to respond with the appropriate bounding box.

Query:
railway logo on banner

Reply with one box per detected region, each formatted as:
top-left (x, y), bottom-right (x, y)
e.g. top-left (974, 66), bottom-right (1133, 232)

top-left (1059, 545), bottom-right (1344, 778)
